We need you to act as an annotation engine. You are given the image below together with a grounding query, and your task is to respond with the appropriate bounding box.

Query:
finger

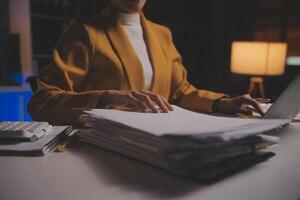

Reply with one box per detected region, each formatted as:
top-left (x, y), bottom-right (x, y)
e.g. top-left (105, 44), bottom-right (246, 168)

top-left (139, 99), bottom-right (152, 113)
top-left (161, 97), bottom-right (174, 111)
top-left (152, 95), bottom-right (169, 113)
top-left (132, 91), bottom-right (159, 113)
top-left (140, 91), bottom-right (167, 112)
top-left (242, 97), bottom-right (264, 116)
top-left (129, 92), bottom-right (150, 112)
top-left (143, 95), bottom-right (160, 113)
top-left (232, 105), bottom-right (253, 116)
top-left (233, 95), bottom-right (264, 115)
top-left (244, 105), bottom-right (259, 113)
top-left (127, 93), bottom-right (146, 112)
top-left (222, 103), bottom-right (252, 116)
top-left (140, 91), bottom-right (171, 112)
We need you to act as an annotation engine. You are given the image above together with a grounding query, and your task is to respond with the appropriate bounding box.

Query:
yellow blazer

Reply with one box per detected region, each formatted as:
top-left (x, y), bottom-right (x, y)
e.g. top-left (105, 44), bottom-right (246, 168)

top-left (28, 10), bottom-right (226, 125)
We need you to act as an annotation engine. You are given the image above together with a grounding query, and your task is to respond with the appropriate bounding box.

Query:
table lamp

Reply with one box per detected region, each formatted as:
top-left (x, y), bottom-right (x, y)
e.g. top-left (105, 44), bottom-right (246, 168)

top-left (230, 41), bottom-right (287, 97)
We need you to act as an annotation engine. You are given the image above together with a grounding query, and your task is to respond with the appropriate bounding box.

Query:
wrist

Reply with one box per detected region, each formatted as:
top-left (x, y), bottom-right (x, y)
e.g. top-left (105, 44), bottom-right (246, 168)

top-left (212, 97), bottom-right (227, 113)
top-left (96, 90), bottom-right (112, 108)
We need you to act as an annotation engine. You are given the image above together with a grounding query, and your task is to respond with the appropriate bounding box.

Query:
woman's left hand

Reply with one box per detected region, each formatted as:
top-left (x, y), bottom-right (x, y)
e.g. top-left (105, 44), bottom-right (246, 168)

top-left (212, 94), bottom-right (271, 116)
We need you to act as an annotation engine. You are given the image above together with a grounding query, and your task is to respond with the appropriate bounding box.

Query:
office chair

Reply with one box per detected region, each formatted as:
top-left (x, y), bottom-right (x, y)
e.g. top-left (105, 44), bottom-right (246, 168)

top-left (26, 76), bottom-right (38, 93)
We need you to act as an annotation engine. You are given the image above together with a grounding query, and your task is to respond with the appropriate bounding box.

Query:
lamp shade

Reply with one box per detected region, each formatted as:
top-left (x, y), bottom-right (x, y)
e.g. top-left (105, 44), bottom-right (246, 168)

top-left (230, 41), bottom-right (287, 76)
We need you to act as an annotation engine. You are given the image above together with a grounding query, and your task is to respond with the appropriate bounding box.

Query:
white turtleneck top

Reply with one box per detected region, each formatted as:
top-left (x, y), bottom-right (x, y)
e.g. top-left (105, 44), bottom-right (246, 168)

top-left (117, 12), bottom-right (154, 89)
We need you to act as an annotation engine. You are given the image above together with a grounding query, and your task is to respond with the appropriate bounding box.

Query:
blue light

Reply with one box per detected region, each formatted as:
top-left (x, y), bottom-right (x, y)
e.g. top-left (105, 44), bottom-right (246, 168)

top-left (0, 90), bottom-right (32, 121)
top-left (11, 73), bottom-right (24, 85)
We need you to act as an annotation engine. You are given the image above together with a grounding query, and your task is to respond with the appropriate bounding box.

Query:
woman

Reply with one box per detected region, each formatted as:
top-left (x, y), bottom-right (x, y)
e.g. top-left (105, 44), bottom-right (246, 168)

top-left (28, 0), bottom-right (264, 125)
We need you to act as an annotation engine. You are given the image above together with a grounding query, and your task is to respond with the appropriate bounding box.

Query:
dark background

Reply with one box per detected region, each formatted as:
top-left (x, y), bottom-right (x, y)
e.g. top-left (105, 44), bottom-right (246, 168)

top-left (143, 0), bottom-right (300, 99)
top-left (1, 0), bottom-right (300, 100)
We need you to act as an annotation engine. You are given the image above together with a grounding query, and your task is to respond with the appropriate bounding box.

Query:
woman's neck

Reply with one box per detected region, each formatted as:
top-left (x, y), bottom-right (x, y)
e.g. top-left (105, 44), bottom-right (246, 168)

top-left (117, 12), bottom-right (141, 26)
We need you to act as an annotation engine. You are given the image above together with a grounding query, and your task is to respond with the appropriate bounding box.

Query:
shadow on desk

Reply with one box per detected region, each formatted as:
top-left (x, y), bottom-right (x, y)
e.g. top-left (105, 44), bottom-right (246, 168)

top-left (66, 125), bottom-right (298, 199)
top-left (70, 142), bottom-right (201, 199)
top-left (68, 139), bottom-right (278, 199)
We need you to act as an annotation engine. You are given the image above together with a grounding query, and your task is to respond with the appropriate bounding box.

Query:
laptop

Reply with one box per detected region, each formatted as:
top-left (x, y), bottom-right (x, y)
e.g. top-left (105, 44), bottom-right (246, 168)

top-left (263, 73), bottom-right (300, 121)
top-left (201, 73), bottom-right (300, 182)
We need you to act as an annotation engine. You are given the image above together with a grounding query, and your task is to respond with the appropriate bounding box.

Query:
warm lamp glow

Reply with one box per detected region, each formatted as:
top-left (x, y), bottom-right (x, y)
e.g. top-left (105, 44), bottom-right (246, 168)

top-left (231, 41), bottom-right (287, 76)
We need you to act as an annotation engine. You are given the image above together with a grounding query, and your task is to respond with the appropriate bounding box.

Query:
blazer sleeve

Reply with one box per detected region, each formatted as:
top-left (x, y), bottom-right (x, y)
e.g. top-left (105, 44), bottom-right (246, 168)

top-left (167, 31), bottom-right (228, 113)
top-left (28, 19), bottom-right (104, 125)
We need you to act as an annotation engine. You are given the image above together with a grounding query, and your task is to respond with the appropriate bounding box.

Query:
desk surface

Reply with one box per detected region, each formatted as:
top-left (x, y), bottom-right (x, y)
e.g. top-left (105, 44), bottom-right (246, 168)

top-left (1, 123), bottom-right (300, 200)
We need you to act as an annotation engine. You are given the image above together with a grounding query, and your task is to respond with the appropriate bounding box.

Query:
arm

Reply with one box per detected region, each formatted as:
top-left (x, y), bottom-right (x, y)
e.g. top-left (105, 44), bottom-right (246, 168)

top-left (167, 32), bottom-right (227, 113)
top-left (28, 19), bottom-right (173, 125)
top-left (28, 19), bottom-right (104, 125)
top-left (166, 29), bottom-right (265, 116)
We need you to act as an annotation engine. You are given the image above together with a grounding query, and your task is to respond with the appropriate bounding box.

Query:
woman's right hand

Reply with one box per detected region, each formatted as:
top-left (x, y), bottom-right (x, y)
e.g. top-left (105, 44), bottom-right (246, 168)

top-left (97, 90), bottom-right (174, 113)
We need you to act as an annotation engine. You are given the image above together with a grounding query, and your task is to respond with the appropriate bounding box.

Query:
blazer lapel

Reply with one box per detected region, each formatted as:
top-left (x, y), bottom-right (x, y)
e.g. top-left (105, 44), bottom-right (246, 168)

top-left (104, 13), bottom-right (145, 90)
top-left (102, 8), bottom-right (170, 97)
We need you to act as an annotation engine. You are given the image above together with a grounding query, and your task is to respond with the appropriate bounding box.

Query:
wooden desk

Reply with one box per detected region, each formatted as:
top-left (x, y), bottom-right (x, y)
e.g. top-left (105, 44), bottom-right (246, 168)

top-left (0, 123), bottom-right (300, 200)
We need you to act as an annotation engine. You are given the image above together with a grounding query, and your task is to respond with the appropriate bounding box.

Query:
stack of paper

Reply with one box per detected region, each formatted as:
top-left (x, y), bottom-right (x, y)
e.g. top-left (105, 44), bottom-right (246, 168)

top-left (78, 106), bottom-right (289, 181)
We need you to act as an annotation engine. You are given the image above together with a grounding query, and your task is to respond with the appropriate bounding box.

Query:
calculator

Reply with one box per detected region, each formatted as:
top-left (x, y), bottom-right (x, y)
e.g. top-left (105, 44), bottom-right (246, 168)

top-left (0, 121), bottom-right (52, 141)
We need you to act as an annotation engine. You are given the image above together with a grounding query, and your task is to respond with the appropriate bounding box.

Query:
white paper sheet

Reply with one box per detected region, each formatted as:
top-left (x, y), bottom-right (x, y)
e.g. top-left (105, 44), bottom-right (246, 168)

top-left (84, 106), bottom-right (289, 139)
